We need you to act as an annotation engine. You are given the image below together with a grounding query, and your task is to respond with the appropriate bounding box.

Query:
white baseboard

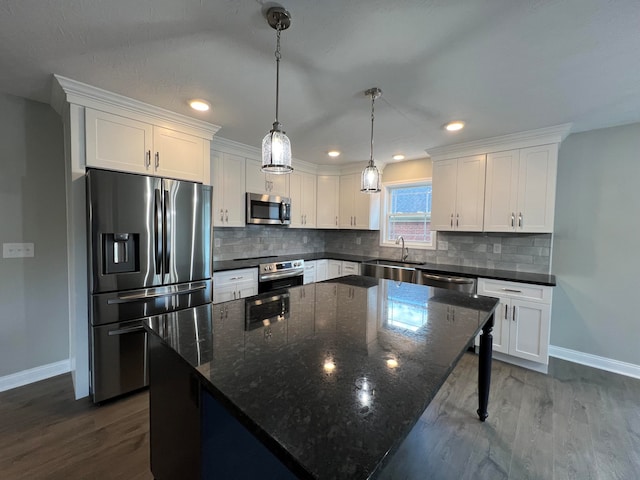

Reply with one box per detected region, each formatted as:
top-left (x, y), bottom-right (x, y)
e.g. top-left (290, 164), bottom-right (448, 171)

top-left (549, 345), bottom-right (640, 380)
top-left (0, 359), bottom-right (71, 393)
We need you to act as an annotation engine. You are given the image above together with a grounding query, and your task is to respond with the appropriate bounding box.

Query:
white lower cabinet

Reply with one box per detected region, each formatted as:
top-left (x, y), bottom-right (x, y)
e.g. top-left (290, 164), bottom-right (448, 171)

top-left (327, 260), bottom-right (360, 279)
top-left (315, 260), bottom-right (328, 282)
top-left (303, 261), bottom-right (317, 284)
top-left (213, 268), bottom-right (258, 304)
top-left (477, 278), bottom-right (552, 369)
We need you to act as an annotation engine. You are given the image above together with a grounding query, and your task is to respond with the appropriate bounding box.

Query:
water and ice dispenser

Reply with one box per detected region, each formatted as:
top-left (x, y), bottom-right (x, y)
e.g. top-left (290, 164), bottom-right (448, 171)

top-left (102, 233), bottom-right (139, 274)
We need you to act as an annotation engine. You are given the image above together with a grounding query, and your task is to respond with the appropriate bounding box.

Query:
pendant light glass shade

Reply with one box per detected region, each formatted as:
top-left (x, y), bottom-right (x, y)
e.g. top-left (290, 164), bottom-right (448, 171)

top-left (361, 161), bottom-right (381, 192)
top-left (262, 123), bottom-right (292, 174)
top-left (361, 87), bottom-right (382, 193)
top-left (262, 6), bottom-right (293, 175)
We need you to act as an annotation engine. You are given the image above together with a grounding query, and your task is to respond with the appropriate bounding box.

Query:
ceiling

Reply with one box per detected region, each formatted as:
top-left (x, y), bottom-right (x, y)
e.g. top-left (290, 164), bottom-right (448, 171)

top-left (1, 0), bottom-right (639, 166)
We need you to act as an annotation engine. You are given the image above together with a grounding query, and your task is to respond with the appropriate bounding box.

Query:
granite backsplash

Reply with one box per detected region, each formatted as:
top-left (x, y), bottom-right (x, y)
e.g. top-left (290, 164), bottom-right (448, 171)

top-left (213, 227), bottom-right (552, 274)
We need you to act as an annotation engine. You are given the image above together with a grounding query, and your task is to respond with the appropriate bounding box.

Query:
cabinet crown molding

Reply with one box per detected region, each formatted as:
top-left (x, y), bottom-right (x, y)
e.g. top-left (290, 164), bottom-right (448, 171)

top-left (427, 123), bottom-right (572, 161)
top-left (51, 74), bottom-right (221, 139)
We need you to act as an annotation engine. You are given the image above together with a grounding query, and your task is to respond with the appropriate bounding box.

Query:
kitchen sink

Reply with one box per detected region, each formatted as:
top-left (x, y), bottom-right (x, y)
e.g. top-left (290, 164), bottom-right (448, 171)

top-left (360, 259), bottom-right (420, 283)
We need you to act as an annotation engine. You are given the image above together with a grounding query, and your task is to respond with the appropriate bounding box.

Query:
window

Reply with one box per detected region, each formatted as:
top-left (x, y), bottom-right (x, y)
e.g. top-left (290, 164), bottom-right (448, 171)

top-left (381, 180), bottom-right (435, 249)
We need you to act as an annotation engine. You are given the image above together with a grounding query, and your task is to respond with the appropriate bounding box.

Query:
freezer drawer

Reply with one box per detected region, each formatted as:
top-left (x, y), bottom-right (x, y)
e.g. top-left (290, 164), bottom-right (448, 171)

top-left (91, 319), bottom-right (148, 403)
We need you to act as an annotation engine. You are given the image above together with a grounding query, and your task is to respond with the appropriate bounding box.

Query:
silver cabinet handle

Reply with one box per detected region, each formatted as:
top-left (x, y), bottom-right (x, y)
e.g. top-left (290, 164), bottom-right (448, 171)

top-left (233, 291), bottom-right (236, 299)
top-left (229, 276), bottom-right (244, 280)
top-left (502, 288), bottom-right (522, 293)
top-left (512, 305), bottom-right (516, 321)
top-left (146, 150), bottom-right (151, 168)
top-left (225, 209), bottom-right (229, 222)
top-left (220, 209), bottom-right (224, 221)
top-left (335, 216), bottom-right (338, 226)
top-left (456, 213), bottom-right (459, 227)
top-left (304, 214), bottom-right (306, 225)
top-left (504, 304), bottom-right (508, 320)
top-left (354, 216), bottom-right (356, 226)
top-left (450, 213), bottom-right (454, 228)
top-left (511, 213), bottom-right (515, 228)
top-left (518, 212), bottom-right (523, 228)
top-left (155, 152), bottom-right (160, 168)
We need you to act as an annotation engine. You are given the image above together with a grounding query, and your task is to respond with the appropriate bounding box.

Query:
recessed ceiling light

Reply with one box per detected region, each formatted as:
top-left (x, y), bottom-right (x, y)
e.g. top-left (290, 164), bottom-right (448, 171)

top-left (189, 99), bottom-right (211, 112)
top-left (392, 154), bottom-right (405, 161)
top-left (445, 121), bottom-right (465, 132)
top-left (327, 150), bottom-right (341, 158)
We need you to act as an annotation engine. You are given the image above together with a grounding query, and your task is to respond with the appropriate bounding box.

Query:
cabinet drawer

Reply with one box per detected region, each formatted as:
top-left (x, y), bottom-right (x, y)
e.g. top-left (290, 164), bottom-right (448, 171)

top-left (213, 268), bottom-right (258, 287)
top-left (477, 278), bottom-right (552, 304)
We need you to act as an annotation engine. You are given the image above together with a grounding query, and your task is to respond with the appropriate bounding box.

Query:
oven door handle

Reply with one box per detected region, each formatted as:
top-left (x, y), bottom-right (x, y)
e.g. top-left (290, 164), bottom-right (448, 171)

top-left (259, 268), bottom-right (305, 282)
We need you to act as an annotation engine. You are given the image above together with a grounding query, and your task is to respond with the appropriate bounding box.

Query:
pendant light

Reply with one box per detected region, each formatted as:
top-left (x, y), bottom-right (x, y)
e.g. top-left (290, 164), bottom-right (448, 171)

top-left (361, 87), bottom-right (382, 193)
top-left (262, 6), bottom-right (293, 174)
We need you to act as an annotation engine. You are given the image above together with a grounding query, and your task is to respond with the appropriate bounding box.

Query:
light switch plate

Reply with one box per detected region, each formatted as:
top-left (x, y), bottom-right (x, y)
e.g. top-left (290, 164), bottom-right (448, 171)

top-left (214, 238), bottom-right (221, 248)
top-left (493, 244), bottom-right (502, 254)
top-left (3, 242), bottom-right (34, 258)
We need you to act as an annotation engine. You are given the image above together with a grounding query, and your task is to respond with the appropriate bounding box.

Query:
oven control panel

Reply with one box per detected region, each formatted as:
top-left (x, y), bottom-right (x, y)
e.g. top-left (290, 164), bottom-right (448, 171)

top-left (259, 259), bottom-right (304, 274)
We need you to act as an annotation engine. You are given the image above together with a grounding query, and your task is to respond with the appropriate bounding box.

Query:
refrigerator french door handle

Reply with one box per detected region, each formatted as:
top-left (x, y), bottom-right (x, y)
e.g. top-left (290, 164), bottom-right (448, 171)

top-left (163, 189), bottom-right (171, 277)
top-left (154, 189), bottom-right (163, 274)
top-left (106, 284), bottom-right (207, 304)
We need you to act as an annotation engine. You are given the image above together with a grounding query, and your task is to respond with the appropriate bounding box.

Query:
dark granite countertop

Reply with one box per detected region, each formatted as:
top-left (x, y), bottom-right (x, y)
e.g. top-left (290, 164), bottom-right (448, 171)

top-left (146, 277), bottom-right (499, 479)
top-left (213, 252), bottom-right (556, 286)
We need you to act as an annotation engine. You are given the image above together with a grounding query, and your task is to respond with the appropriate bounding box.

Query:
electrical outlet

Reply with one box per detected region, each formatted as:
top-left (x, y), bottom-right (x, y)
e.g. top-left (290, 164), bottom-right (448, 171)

top-left (303, 236), bottom-right (308, 244)
top-left (493, 243), bottom-right (501, 254)
top-left (3, 242), bottom-right (34, 258)
top-left (214, 238), bottom-right (221, 248)
top-left (356, 237), bottom-right (361, 245)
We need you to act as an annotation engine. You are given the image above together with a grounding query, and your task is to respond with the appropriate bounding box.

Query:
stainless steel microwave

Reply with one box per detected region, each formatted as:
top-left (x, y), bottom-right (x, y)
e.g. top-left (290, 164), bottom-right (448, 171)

top-left (246, 193), bottom-right (291, 225)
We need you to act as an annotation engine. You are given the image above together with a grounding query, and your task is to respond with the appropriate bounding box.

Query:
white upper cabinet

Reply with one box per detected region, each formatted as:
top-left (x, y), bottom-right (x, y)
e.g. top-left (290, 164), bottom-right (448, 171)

top-left (289, 170), bottom-right (317, 228)
top-left (316, 175), bottom-right (340, 229)
top-left (245, 159), bottom-right (289, 197)
top-left (339, 173), bottom-right (380, 230)
top-left (85, 109), bottom-right (208, 183)
top-left (431, 154), bottom-right (486, 231)
top-left (484, 144), bottom-right (557, 232)
top-left (212, 151), bottom-right (245, 227)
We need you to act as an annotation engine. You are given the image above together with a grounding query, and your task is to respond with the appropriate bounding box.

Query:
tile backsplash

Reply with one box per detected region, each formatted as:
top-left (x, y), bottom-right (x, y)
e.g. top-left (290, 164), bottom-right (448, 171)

top-left (213, 227), bottom-right (552, 273)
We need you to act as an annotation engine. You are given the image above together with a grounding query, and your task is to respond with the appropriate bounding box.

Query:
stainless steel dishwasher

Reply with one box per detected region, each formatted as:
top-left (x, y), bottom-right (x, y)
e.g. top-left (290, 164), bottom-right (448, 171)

top-left (417, 272), bottom-right (477, 293)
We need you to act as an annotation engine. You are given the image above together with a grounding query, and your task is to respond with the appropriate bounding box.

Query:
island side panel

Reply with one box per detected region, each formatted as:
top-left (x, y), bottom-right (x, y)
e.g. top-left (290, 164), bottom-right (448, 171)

top-left (148, 334), bottom-right (202, 479)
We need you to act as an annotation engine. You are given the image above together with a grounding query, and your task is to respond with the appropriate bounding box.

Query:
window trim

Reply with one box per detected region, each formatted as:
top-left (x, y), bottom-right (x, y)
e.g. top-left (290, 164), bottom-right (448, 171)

top-left (380, 178), bottom-right (436, 250)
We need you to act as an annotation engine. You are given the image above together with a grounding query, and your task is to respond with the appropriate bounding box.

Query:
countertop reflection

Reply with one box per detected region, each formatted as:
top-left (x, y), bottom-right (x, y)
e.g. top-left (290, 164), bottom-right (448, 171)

top-left (146, 276), bottom-right (498, 479)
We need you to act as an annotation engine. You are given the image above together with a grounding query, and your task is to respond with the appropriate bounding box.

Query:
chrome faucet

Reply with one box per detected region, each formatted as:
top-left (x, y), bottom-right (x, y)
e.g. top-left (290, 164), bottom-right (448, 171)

top-left (395, 236), bottom-right (409, 261)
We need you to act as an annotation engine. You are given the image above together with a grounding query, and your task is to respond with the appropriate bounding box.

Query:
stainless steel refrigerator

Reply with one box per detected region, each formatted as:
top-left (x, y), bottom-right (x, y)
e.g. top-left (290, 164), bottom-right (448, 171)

top-left (87, 168), bottom-right (212, 403)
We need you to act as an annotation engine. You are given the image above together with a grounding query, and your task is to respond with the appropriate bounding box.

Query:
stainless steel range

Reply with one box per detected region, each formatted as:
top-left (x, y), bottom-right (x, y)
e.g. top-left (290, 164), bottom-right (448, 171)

top-left (258, 259), bottom-right (304, 293)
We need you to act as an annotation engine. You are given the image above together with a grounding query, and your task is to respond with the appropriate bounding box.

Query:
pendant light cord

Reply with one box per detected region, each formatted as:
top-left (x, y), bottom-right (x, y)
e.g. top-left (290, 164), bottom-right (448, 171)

top-left (369, 93), bottom-right (375, 166)
top-left (274, 25), bottom-right (282, 125)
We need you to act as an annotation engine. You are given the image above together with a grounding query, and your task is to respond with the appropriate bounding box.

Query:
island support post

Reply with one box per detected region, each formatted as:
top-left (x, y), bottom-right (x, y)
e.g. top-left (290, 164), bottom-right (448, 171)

top-left (477, 313), bottom-right (494, 421)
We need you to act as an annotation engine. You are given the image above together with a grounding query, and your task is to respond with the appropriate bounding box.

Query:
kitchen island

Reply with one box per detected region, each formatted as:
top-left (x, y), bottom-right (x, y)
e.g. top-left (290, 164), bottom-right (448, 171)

top-left (145, 276), bottom-right (498, 479)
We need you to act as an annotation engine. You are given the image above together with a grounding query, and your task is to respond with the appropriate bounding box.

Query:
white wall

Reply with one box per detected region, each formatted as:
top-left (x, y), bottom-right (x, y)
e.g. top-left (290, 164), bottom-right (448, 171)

top-left (551, 122), bottom-right (640, 366)
top-left (0, 93), bottom-right (69, 376)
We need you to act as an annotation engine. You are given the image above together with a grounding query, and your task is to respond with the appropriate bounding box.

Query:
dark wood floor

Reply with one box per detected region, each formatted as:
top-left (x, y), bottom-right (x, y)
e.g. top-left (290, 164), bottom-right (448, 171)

top-left (1, 355), bottom-right (638, 479)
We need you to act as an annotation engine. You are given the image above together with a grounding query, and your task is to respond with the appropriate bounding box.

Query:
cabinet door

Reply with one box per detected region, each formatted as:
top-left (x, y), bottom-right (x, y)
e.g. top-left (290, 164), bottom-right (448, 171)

top-left (339, 174), bottom-right (355, 228)
top-left (289, 171), bottom-right (304, 228)
top-left (153, 126), bottom-right (205, 182)
top-left (492, 298), bottom-right (511, 354)
top-left (236, 281), bottom-right (257, 300)
top-left (316, 176), bottom-right (339, 229)
top-left (509, 299), bottom-right (550, 363)
top-left (268, 172), bottom-right (289, 198)
top-left (301, 172), bottom-right (317, 228)
top-left (315, 260), bottom-right (328, 282)
top-left (303, 261), bottom-right (317, 284)
top-left (516, 145), bottom-right (557, 233)
top-left (431, 159), bottom-right (458, 231)
top-left (213, 153), bottom-right (245, 227)
top-left (327, 260), bottom-right (342, 279)
top-left (342, 261), bottom-right (359, 276)
top-left (455, 155), bottom-right (486, 231)
top-left (245, 159), bottom-right (270, 194)
top-left (213, 283), bottom-right (237, 304)
top-left (85, 109), bottom-right (152, 174)
top-left (484, 150), bottom-right (520, 232)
